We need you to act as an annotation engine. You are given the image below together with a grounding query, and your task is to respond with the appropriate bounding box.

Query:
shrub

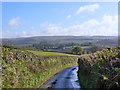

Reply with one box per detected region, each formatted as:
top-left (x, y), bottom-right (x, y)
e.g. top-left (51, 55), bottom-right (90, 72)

top-left (78, 47), bottom-right (120, 89)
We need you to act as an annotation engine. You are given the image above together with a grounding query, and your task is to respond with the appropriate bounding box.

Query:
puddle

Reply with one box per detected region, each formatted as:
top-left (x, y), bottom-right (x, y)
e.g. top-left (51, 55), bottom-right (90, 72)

top-left (51, 79), bottom-right (57, 85)
top-left (72, 68), bottom-right (76, 71)
top-left (65, 77), bottom-right (71, 79)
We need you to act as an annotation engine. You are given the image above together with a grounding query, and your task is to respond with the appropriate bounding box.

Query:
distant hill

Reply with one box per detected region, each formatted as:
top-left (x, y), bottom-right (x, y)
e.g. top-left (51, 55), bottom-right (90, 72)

top-left (1, 36), bottom-right (118, 46)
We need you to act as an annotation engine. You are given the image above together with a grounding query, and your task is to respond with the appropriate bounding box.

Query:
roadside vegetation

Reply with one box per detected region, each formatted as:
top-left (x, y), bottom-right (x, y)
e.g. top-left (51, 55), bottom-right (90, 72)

top-left (1, 46), bottom-right (78, 88)
top-left (78, 46), bottom-right (120, 89)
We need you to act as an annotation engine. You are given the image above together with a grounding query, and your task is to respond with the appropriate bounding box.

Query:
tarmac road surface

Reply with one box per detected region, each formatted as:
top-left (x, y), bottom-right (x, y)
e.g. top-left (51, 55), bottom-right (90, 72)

top-left (40, 66), bottom-right (81, 89)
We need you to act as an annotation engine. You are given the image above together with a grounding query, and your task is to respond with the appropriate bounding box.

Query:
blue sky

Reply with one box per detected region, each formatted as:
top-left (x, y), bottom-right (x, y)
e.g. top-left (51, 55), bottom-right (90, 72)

top-left (2, 2), bottom-right (118, 38)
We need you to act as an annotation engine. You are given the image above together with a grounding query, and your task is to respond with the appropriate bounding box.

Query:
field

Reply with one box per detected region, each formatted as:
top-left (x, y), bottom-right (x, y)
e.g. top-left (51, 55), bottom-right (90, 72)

top-left (27, 50), bottom-right (78, 56)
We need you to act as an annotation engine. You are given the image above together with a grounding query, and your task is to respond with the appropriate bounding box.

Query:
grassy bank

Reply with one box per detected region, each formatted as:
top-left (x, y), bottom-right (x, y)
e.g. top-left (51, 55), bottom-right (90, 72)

top-left (1, 47), bottom-right (78, 88)
top-left (78, 47), bottom-right (120, 89)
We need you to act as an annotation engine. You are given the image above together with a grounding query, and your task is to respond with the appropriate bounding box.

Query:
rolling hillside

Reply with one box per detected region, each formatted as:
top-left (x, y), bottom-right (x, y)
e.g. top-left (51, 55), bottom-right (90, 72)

top-left (1, 36), bottom-right (118, 54)
top-left (2, 36), bottom-right (117, 46)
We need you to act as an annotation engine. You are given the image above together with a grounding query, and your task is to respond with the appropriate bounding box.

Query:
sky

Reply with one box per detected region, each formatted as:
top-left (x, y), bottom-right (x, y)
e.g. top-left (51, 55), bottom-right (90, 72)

top-left (2, 2), bottom-right (118, 38)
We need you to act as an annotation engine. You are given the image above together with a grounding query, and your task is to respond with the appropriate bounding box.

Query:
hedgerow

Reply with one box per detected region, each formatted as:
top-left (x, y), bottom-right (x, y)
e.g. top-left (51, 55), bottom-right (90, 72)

top-left (1, 46), bottom-right (78, 88)
top-left (78, 46), bottom-right (120, 89)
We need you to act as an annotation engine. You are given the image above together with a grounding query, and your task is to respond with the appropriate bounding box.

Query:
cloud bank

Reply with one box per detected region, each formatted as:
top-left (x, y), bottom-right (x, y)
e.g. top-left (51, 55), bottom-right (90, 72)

top-left (42, 15), bottom-right (118, 36)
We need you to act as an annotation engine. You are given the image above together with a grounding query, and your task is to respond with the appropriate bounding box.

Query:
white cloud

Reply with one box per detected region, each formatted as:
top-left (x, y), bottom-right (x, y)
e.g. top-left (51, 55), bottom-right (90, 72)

top-left (76, 4), bottom-right (100, 15)
top-left (8, 17), bottom-right (21, 27)
top-left (41, 23), bottom-right (62, 35)
top-left (67, 14), bottom-right (72, 19)
top-left (2, 15), bottom-right (118, 38)
top-left (41, 15), bottom-right (118, 36)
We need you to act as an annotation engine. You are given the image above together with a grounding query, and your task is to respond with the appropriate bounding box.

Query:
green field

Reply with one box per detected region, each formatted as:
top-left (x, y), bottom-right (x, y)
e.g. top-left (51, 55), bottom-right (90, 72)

top-left (81, 46), bottom-right (91, 49)
top-left (27, 50), bottom-right (78, 56)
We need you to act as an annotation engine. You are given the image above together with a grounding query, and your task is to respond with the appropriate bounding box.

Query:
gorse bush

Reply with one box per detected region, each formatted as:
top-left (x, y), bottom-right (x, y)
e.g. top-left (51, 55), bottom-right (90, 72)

top-left (78, 46), bottom-right (120, 89)
top-left (1, 46), bottom-right (78, 88)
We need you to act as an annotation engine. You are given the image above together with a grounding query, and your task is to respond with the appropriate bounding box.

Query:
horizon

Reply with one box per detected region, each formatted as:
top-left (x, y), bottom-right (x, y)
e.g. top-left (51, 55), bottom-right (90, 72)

top-left (1, 35), bottom-right (118, 39)
top-left (2, 2), bottom-right (118, 38)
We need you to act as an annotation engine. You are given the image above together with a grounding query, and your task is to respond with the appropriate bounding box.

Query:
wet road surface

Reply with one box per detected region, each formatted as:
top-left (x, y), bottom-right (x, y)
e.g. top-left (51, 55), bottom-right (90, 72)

top-left (40, 66), bottom-right (81, 89)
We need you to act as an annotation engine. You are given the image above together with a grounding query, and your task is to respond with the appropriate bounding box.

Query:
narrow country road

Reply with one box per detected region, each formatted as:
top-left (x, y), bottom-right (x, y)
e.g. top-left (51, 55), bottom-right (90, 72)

top-left (40, 66), bottom-right (81, 89)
